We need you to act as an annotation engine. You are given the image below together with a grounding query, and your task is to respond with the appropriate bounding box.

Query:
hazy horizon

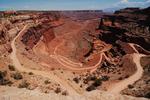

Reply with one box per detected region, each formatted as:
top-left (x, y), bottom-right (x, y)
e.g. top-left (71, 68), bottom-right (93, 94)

top-left (0, 0), bottom-right (150, 11)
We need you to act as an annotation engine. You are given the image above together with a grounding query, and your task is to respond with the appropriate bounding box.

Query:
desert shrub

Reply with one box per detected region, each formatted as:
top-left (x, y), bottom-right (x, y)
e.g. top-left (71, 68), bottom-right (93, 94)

top-left (28, 72), bottom-right (33, 75)
top-left (8, 65), bottom-right (15, 71)
top-left (0, 71), bottom-right (11, 85)
top-left (145, 92), bottom-right (150, 99)
top-left (118, 77), bottom-right (123, 80)
top-left (0, 71), bottom-right (7, 80)
top-left (146, 79), bottom-right (150, 84)
top-left (145, 64), bottom-right (150, 73)
top-left (12, 72), bottom-right (23, 80)
top-left (128, 84), bottom-right (134, 89)
top-left (62, 90), bottom-right (68, 96)
top-left (18, 80), bottom-right (30, 88)
top-left (90, 76), bottom-right (97, 81)
top-left (0, 79), bottom-right (12, 85)
top-left (92, 78), bottom-right (102, 87)
top-left (124, 75), bottom-right (129, 78)
top-left (86, 85), bottom-right (96, 91)
top-left (101, 26), bottom-right (109, 31)
top-left (55, 88), bottom-right (61, 94)
top-left (101, 76), bottom-right (110, 81)
top-left (51, 68), bottom-right (55, 70)
top-left (83, 80), bottom-right (88, 84)
top-left (73, 77), bottom-right (79, 84)
top-left (44, 80), bottom-right (51, 84)
top-left (86, 76), bottom-right (96, 81)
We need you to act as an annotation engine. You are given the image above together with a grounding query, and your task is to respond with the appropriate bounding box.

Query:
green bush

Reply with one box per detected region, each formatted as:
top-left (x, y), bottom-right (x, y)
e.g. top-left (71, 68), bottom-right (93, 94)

top-left (92, 78), bottom-right (102, 87)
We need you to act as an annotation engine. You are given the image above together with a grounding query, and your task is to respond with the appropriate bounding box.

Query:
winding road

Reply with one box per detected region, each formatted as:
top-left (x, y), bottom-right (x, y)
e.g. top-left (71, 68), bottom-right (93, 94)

top-left (50, 40), bottom-right (107, 71)
top-left (10, 25), bottom-right (80, 95)
top-left (10, 24), bottom-right (146, 95)
top-left (108, 53), bottom-right (145, 94)
top-left (107, 42), bottom-right (150, 94)
top-left (49, 38), bottom-right (146, 94)
top-left (50, 38), bottom-right (147, 94)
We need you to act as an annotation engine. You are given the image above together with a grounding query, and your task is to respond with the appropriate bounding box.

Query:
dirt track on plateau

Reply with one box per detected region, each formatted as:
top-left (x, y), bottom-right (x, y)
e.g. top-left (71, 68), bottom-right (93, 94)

top-left (10, 24), bottom-right (146, 95)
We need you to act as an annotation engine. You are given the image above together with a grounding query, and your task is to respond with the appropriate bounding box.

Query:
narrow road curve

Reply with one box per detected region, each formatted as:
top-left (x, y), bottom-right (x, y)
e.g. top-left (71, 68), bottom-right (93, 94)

top-left (50, 41), bottom-right (114, 72)
top-left (51, 53), bottom-right (103, 71)
top-left (51, 40), bottom-right (83, 67)
top-left (10, 25), bottom-right (79, 95)
top-left (108, 46), bottom-right (145, 94)
top-left (128, 43), bottom-right (139, 53)
top-left (129, 43), bottom-right (150, 54)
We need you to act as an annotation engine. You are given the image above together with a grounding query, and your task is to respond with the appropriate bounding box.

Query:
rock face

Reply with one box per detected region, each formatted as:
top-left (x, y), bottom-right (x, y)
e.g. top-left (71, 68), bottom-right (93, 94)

top-left (43, 28), bottom-right (55, 45)
top-left (0, 19), bottom-right (14, 55)
top-left (100, 7), bottom-right (150, 51)
top-left (0, 43), bottom-right (12, 55)
top-left (61, 10), bottom-right (104, 20)
top-left (0, 86), bottom-right (148, 100)
top-left (21, 25), bottom-right (48, 48)
top-left (0, 27), bottom-right (7, 44)
top-left (20, 10), bottom-right (104, 49)
top-left (21, 12), bottom-right (63, 49)
top-left (0, 21), bottom-right (10, 44)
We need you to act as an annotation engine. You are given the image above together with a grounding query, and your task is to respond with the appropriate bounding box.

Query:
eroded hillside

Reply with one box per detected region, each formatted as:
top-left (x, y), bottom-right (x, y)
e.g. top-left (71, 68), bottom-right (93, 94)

top-left (0, 8), bottom-right (150, 100)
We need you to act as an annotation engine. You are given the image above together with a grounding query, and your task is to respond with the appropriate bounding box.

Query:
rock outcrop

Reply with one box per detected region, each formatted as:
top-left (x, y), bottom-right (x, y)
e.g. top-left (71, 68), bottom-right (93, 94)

top-left (61, 10), bottom-right (104, 20)
top-left (100, 7), bottom-right (150, 51)
top-left (21, 12), bottom-right (63, 49)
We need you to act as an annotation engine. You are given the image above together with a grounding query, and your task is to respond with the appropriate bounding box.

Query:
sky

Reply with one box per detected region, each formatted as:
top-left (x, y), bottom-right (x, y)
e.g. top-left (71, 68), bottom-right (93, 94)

top-left (0, 0), bottom-right (149, 11)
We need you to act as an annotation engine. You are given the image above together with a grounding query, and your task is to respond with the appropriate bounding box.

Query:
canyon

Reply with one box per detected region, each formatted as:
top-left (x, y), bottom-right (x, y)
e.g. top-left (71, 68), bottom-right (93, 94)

top-left (0, 8), bottom-right (150, 100)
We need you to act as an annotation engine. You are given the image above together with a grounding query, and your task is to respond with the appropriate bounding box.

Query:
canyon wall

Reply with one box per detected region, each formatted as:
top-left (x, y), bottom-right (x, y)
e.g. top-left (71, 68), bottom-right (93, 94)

top-left (100, 7), bottom-right (150, 51)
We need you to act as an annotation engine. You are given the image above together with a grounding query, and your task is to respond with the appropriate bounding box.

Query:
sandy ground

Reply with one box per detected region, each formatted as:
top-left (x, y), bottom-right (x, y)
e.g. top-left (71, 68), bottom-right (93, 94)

top-left (0, 86), bottom-right (148, 100)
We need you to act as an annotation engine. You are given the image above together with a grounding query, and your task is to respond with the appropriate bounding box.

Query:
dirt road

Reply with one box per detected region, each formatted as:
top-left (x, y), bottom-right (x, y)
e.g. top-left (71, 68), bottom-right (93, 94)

top-left (10, 23), bottom-right (145, 95)
top-left (10, 25), bottom-right (80, 95)
top-left (108, 46), bottom-right (145, 94)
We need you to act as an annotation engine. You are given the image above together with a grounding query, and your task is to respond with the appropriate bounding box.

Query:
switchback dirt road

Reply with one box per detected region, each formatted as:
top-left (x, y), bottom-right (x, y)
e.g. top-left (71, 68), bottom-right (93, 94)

top-left (10, 25), bottom-right (80, 95)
